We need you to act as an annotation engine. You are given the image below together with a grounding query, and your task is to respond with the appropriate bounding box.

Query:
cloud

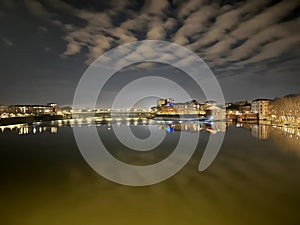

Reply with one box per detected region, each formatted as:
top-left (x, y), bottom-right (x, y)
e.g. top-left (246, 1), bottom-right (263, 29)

top-left (0, 0), bottom-right (17, 10)
top-left (61, 10), bottom-right (114, 62)
top-left (61, 0), bottom-right (174, 63)
top-left (24, 0), bottom-right (64, 28)
top-left (142, 0), bottom-right (169, 15)
top-left (147, 18), bottom-right (167, 40)
top-left (147, 18), bottom-right (177, 40)
top-left (187, 0), bottom-right (270, 50)
top-left (231, 0), bottom-right (300, 40)
top-left (24, 0), bottom-right (51, 17)
top-left (31, 0), bottom-right (299, 74)
top-left (204, 0), bottom-right (300, 60)
top-left (86, 35), bottom-right (114, 64)
top-left (109, 27), bottom-right (137, 43)
top-left (38, 25), bottom-right (48, 33)
top-left (77, 10), bottom-right (112, 29)
top-left (1, 0), bottom-right (300, 104)
top-left (1, 38), bottom-right (14, 47)
top-left (44, 46), bottom-right (50, 52)
top-left (172, 4), bottom-right (220, 45)
top-left (228, 18), bottom-right (300, 61)
top-left (63, 39), bottom-right (81, 56)
top-left (176, 0), bottom-right (206, 19)
top-left (240, 35), bottom-right (300, 64)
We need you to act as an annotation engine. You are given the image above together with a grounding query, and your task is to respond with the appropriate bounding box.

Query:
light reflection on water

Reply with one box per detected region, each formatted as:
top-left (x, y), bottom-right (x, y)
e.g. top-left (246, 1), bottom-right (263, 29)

top-left (0, 119), bottom-right (299, 155)
top-left (0, 119), bottom-right (300, 225)
top-left (1, 119), bottom-right (300, 160)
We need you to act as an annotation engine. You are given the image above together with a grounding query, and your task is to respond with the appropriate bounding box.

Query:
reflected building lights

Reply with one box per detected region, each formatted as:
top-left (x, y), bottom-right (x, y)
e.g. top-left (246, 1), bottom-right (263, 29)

top-left (51, 127), bottom-right (57, 134)
top-left (230, 122), bottom-right (300, 157)
top-left (1, 119), bottom-right (299, 158)
top-left (157, 122), bottom-right (225, 133)
top-left (0, 124), bottom-right (60, 135)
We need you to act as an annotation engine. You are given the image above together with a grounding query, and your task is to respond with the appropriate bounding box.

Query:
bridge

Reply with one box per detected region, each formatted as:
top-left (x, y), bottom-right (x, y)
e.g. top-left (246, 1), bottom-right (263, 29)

top-left (71, 110), bottom-right (155, 119)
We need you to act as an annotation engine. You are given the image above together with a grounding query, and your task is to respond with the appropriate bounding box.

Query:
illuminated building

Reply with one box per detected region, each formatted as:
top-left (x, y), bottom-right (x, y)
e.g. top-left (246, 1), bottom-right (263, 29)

top-left (166, 98), bottom-right (174, 106)
top-left (159, 99), bottom-right (202, 115)
top-left (203, 100), bottom-right (217, 109)
top-left (9, 104), bottom-right (57, 115)
top-left (0, 105), bottom-right (9, 118)
top-left (239, 103), bottom-right (251, 114)
top-left (205, 105), bottom-right (226, 121)
top-left (251, 99), bottom-right (270, 120)
top-left (157, 99), bottom-right (166, 107)
top-left (0, 105), bottom-right (9, 113)
top-left (47, 103), bottom-right (58, 113)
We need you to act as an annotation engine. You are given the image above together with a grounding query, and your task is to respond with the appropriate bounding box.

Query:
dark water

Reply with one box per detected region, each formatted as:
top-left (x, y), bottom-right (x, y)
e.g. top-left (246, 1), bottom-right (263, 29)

top-left (0, 120), bottom-right (300, 225)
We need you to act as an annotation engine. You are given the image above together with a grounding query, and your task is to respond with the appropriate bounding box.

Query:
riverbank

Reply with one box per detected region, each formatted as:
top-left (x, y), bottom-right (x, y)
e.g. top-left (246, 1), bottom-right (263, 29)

top-left (238, 119), bottom-right (300, 129)
top-left (0, 115), bottom-right (64, 126)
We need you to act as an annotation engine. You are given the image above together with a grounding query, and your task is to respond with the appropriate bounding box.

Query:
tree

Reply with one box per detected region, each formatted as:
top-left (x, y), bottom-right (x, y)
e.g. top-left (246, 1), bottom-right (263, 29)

top-left (270, 95), bottom-right (300, 125)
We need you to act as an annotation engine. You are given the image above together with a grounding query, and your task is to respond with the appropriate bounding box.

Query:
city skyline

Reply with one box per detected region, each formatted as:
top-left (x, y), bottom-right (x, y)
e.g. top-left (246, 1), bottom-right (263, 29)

top-left (0, 0), bottom-right (300, 106)
top-left (0, 92), bottom-right (298, 108)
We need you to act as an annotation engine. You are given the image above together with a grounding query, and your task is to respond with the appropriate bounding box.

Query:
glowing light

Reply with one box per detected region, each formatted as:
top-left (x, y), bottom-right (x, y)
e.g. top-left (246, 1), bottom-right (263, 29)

top-left (166, 126), bottom-right (174, 133)
top-left (51, 127), bottom-right (57, 133)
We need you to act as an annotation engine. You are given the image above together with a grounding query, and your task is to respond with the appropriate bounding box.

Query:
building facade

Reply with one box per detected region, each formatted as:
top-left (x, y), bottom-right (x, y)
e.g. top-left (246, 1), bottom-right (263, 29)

top-left (251, 99), bottom-right (270, 120)
top-left (159, 100), bottom-right (202, 115)
top-left (205, 105), bottom-right (226, 121)
top-left (9, 104), bottom-right (57, 115)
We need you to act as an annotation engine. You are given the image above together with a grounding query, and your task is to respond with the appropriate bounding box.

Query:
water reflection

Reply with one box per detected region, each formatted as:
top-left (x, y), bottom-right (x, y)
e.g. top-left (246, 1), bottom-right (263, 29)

top-left (0, 119), bottom-right (82, 134)
top-left (0, 119), bottom-right (227, 135)
top-left (1, 119), bottom-right (300, 225)
top-left (231, 122), bottom-right (300, 157)
top-left (158, 121), bottom-right (226, 134)
top-left (252, 124), bottom-right (270, 140)
top-left (0, 123), bottom-right (58, 135)
top-left (1, 119), bottom-right (299, 158)
top-left (270, 126), bottom-right (300, 157)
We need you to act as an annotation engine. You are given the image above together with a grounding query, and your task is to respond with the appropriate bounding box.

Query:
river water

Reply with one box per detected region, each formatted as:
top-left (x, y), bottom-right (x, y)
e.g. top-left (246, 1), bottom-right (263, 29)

top-left (0, 119), bottom-right (299, 225)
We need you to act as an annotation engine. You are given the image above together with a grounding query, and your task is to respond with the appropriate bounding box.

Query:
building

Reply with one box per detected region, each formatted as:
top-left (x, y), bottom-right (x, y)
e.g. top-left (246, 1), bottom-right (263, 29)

top-left (0, 105), bottom-right (9, 113)
top-left (155, 98), bottom-right (225, 118)
top-left (47, 103), bottom-right (58, 113)
top-left (0, 105), bottom-right (9, 118)
top-left (159, 99), bottom-right (203, 115)
top-left (172, 100), bottom-right (201, 114)
top-left (234, 100), bottom-right (249, 106)
top-left (226, 103), bottom-right (240, 120)
top-left (205, 105), bottom-right (226, 121)
top-left (239, 103), bottom-right (251, 114)
top-left (56, 106), bottom-right (72, 117)
top-left (157, 98), bottom-right (174, 107)
top-left (166, 98), bottom-right (174, 106)
top-left (157, 99), bottom-right (166, 107)
top-left (237, 113), bottom-right (258, 122)
top-left (9, 104), bottom-right (57, 115)
top-left (203, 100), bottom-right (217, 110)
top-left (251, 99), bottom-right (270, 120)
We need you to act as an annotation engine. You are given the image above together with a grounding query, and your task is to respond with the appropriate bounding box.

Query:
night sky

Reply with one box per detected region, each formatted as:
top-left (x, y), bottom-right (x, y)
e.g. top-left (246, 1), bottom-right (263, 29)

top-left (0, 0), bottom-right (300, 107)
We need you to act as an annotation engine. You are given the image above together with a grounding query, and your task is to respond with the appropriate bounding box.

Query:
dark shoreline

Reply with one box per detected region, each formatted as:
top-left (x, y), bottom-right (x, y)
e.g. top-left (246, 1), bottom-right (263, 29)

top-left (0, 115), bottom-right (64, 126)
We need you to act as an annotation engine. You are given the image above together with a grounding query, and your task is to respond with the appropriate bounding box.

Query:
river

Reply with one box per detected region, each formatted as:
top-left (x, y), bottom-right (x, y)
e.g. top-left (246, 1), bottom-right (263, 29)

top-left (0, 119), bottom-right (299, 225)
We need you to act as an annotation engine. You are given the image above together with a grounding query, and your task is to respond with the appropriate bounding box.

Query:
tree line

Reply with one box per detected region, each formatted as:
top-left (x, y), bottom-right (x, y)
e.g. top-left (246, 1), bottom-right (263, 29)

top-left (270, 94), bottom-right (300, 125)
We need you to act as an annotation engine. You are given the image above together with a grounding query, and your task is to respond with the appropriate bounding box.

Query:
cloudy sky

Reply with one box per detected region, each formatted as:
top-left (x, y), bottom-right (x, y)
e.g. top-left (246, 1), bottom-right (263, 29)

top-left (0, 0), bottom-right (299, 107)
